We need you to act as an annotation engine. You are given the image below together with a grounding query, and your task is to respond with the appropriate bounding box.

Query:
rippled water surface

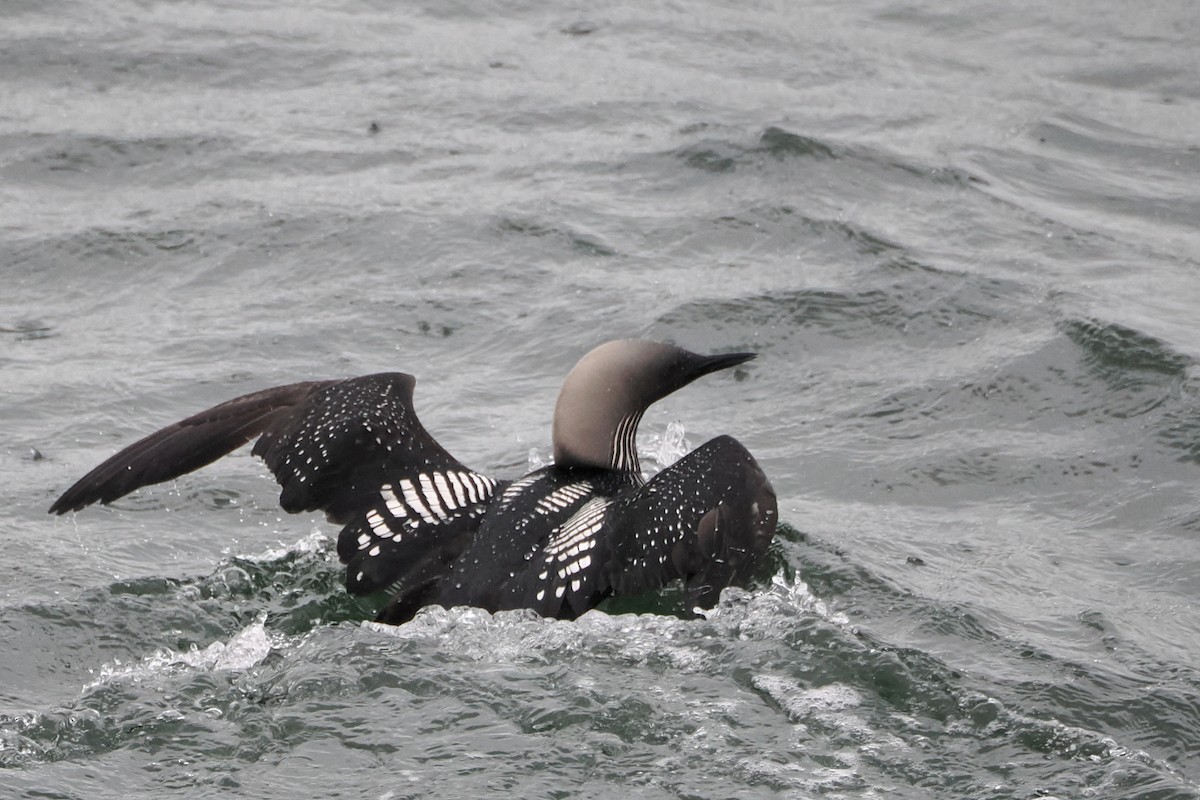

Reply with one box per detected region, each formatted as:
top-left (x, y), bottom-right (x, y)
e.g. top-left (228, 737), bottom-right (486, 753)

top-left (4, 1), bottom-right (1199, 798)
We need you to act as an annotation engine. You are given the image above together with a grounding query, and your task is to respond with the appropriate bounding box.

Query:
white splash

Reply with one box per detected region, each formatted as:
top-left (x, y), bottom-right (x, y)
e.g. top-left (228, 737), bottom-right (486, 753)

top-left (227, 529), bottom-right (332, 562)
top-left (185, 613), bottom-right (274, 671)
top-left (364, 576), bottom-right (839, 675)
top-left (527, 446), bottom-right (550, 471)
top-left (644, 420), bottom-right (692, 473)
top-left (751, 675), bottom-right (863, 721)
top-left (701, 573), bottom-right (849, 628)
top-left (85, 614), bottom-right (274, 690)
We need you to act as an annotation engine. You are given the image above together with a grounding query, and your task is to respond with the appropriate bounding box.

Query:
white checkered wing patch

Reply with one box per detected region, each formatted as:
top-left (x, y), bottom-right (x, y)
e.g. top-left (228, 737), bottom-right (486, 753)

top-left (520, 496), bottom-right (613, 616)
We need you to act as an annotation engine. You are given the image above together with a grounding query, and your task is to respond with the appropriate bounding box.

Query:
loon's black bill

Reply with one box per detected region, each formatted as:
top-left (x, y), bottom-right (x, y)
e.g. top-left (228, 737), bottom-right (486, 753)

top-left (695, 351), bottom-right (756, 377)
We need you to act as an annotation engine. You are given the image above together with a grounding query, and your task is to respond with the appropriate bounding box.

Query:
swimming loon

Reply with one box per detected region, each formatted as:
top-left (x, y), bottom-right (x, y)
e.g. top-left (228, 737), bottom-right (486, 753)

top-left (49, 340), bottom-right (777, 624)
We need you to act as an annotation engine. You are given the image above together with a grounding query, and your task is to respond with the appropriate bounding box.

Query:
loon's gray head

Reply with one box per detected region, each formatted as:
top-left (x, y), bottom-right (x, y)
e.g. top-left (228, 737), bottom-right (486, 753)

top-left (551, 340), bottom-right (755, 472)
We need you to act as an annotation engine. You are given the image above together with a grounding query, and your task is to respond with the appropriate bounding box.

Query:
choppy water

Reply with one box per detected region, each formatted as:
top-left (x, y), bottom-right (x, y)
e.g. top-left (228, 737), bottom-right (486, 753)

top-left (4, 1), bottom-right (1200, 798)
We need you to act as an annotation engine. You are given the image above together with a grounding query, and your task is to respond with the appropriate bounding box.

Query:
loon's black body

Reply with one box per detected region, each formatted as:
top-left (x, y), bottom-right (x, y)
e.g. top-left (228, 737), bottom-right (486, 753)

top-left (50, 340), bottom-right (777, 624)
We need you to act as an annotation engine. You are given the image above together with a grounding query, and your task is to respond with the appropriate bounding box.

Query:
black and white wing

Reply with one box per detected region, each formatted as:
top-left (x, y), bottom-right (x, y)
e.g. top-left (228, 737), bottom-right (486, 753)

top-left (604, 435), bottom-right (777, 610)
top-left (425, 467), bottom-right (630, 620)
top-left (435, 435), bottom-right (777, 620)
top-left (248, 374), bottom-right (504, 599)
top-left (524, 435), bottom-right (777, 617)
top-left (49, 373), bottom-right (503, 603)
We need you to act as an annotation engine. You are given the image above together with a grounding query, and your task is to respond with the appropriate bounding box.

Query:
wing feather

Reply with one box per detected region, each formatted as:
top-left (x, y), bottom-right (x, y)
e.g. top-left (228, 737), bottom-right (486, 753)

top-left (48, 381), bottom-right (334, 514)
top-left (49, 373), bottom-right (503, 612)
top-left (606, 435), bottom-right (777, 610)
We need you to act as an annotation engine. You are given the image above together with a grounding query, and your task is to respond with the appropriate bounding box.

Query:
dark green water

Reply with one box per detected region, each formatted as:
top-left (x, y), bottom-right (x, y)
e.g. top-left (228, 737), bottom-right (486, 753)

top-left (3, 1), bottom-right (1199, 797)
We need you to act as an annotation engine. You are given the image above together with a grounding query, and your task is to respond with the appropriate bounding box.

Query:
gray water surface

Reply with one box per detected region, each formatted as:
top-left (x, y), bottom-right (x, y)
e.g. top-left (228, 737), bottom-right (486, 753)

top-left (3, 1), bottom-right (1199, 798)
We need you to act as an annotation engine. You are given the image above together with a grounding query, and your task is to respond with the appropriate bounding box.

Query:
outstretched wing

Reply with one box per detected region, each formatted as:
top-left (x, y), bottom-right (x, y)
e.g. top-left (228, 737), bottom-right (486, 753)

top-left (48, 380), bottom-right (336, 514)
top-left (49, 373), bottom-right (504, 600)
top-left (249, 373), bottom-right (474, 520)
top-left (246, 374), bottom-right (505, 597)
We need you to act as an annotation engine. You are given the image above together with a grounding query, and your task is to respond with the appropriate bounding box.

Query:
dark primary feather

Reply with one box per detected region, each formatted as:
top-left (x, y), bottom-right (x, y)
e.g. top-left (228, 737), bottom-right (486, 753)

top-left (48, 381), bottom-right (335, 514)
